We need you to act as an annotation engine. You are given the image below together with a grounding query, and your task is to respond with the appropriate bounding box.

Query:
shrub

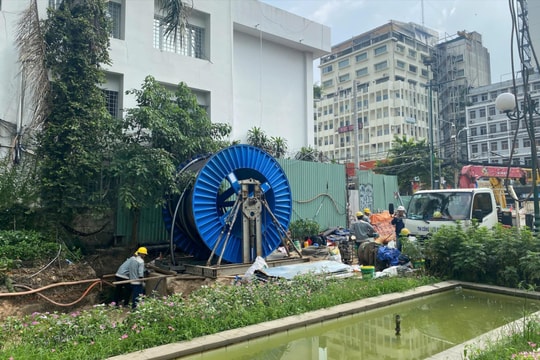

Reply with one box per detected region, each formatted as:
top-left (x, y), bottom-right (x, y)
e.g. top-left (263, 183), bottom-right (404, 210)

top-left (288, 219), bottom-right (320, 241)
top-left (424, 223), bottom-right (540, 288)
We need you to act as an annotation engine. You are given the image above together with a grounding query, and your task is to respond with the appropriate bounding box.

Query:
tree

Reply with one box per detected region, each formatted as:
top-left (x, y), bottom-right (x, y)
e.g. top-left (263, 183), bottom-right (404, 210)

top-left (270, 136), bottom-right (288, 159)
top-left (38, 0), bottom-right (114, 225)
top-left (247, 127), bottom-right (271, 152)
top-left (374, 136), bottom-right (432, 194)
top-left (114, 76), bottom-right (231, 243)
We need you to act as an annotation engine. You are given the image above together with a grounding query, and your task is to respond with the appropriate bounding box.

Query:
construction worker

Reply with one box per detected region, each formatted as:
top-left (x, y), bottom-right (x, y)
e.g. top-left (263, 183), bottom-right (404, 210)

top-left (351, 211), bottom-right (377, 242)
top-left (391, 206), bottom-right (406, 251)
top-left (114, 247), bottom-right (148, 309)
top-left (363, 208), bottom-right (372, 223)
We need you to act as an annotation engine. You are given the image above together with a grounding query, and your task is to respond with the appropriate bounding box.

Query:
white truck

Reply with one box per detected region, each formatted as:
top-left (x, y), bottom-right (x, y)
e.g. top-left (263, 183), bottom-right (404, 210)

top-left (402, 188), bottom-right (499, 239)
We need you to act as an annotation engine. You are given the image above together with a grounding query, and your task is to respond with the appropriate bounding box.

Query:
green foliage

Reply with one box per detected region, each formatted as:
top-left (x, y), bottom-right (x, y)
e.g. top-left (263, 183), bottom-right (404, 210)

top-left (424, 223), bottom-right (540, 287)
top-left (246, 127), bottom-right (288, 158)
top-left (400, 236), bottom-right (424, 261)
top-left (38, 0), bottom-right (115, 224)
top-left (374, 136), bottom-right (452, 193)
top-left (0, 156), bottom-right (43, 230)
top-left (0, 276), bottom-right (435, 359)
top-left (0, 230), bottom-right (58, 261)
top-left (114, 76), bottom-right (232, 212)
top-left (288, 219), bottom-right (320, 240)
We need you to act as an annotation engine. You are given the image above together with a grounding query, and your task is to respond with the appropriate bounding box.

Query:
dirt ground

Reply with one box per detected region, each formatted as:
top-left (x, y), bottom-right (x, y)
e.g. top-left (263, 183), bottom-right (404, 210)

top-left (0, 251), bottom-right (218, 321)
top-left (0, 246), bottom-right (332, 321)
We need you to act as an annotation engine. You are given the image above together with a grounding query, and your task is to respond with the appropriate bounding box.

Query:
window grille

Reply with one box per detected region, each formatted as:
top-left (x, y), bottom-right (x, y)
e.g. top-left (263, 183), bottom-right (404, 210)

top-left (153, 18), bottom-right (205, 59)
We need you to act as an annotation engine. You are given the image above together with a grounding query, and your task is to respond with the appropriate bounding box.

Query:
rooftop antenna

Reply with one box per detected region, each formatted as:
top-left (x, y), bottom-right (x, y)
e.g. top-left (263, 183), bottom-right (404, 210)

top-left (421, 0), bottom-right (425, 26)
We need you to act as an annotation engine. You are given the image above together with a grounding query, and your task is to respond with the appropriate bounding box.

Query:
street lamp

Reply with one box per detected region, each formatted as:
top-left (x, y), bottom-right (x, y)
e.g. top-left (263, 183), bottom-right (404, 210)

top-left (495, 92), bottom-right (540, 234)
top-left (423, 57), bottom-right (435, 189)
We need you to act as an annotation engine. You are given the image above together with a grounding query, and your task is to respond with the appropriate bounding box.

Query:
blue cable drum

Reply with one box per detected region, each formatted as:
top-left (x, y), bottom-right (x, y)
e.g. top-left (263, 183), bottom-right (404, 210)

top-left (163, 145), bottom-right (292, 264)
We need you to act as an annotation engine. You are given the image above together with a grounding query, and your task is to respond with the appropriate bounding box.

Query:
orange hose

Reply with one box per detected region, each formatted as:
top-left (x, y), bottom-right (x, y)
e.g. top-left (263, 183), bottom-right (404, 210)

top-left (0, 278), bottom-right (102, 297)
top-left (12, 281), bottom-right (102, 307)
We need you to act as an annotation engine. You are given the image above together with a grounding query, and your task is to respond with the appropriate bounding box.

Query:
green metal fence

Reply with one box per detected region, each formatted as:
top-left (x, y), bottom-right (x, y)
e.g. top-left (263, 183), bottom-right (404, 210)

top-left (114, 160), bottom-right (398, 245)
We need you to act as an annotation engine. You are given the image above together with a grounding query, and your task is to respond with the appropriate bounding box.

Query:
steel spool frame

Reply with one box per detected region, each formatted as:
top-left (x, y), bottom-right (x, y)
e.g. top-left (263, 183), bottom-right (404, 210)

top-left (163, 145), bottom-right (293, 264)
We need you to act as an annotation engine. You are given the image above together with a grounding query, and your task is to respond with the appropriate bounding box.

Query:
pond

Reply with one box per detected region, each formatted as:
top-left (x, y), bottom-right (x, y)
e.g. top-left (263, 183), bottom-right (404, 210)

top-left (179, 288), bottom-right (540, 360)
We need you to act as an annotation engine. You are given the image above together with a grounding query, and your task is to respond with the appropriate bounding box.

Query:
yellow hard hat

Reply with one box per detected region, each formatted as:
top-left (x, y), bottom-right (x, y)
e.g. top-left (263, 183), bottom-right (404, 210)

top-left (356, 211), bottom-right (363, 217)
top-left (136, 247), bottom-right (148, 255)
top-left (433, 211), bottom-right (442, 219)
top-left (400, 228), bottom-right (410, 236)
top-left (363, 208), bottom-right (371, 214)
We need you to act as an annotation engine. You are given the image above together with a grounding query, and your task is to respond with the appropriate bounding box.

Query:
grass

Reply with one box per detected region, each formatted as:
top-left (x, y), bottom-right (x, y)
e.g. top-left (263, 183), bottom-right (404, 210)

top-left (0, 274), bottom-right (436, 359)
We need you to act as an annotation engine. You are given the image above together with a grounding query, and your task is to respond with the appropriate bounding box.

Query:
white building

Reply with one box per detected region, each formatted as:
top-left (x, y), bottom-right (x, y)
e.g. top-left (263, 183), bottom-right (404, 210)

top-left (0, 0), bottom-right (330, 159)
top-left (466, 74), bottom-right (540, 167)
top-left (314, 21), bottom-right (439, 165)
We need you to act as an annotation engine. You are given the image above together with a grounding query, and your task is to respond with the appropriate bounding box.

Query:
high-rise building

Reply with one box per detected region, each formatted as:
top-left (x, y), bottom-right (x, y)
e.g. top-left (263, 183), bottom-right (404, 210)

top-left (434, 31), bottom-right (491, 162)
top-left (314, 21), bottom-right (439, 166)
top-left (0, 0), bottom-right (330, 160)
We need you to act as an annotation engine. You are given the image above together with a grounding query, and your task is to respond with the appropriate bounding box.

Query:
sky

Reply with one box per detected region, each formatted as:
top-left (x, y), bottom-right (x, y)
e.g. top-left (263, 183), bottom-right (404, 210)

top-left (260, 0), bottom-right (516, 84)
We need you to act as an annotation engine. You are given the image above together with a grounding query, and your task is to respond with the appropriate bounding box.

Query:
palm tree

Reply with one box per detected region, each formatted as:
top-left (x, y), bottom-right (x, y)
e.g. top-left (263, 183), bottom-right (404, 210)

top-left (247, 126), bottom-right (271, 152)
top-left (156, 0), bottom-right (191, 44)
top-left (271, 136), bottom-right (288, 158)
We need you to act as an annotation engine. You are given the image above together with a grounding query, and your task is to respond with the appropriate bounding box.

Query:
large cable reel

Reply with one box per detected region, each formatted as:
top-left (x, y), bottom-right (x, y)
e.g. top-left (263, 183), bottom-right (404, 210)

top-left (163, 145), bottom-right (292, 264)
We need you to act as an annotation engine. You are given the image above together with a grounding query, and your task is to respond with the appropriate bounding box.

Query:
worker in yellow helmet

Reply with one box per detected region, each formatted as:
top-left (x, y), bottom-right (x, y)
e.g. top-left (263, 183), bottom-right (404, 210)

top-left (114, 247), bottom-right (148, 309)
top-left (363, 208), bottom-right (372, 223)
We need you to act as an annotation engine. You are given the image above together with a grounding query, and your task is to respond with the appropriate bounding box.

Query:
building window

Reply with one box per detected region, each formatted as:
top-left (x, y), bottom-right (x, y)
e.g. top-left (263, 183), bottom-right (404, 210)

top-left (355, 52), bottom-right (368, 62)
top-left (322, 79), bottom-right (333, 88)
top-left (489, 106), bottom-right (496, 116)
top-left (397, 60), bottom-right (405, 69)
top-left (501, 140), bottom-right (509, 150)
top-left (491, 142), bottom-right (498, 151)
top-left (339, 74), bottom-right (350, 82)
top-left (471, 144), bottom-right (478, 153)
top-left (374, 44), bottom-right (387, 56)
top-left (408, 49), bottom-right (417, 58)
top-left (481, 143), bottom-right (488, 152)
top-left (153, 18), bottom-right (205, 59)
top-left (470, 127), bottom-right (477, 136)
top-left (102, 90), bottom-right (119, 118)
top-left (479, 108), bottom-right (486, 117)
top-left (489, 124), bottom-right (497, 133)
top-left (356, 67), bottom-right (368, 77)
top-left (524, 139), bottom-right (531, 147)
top-left (471, 96), bottom-right (478, 103)
top-left (500, 123), bottom-right (508, 132)
top-left (469, 110), bottom-right (476, 119)
top-left (107, 1), bottom-right (122, 39)
top-left (374, 61), bottom-right (388, 71)
top-left (408, 65), bottom-right (417, 73)
top-left (338, 59), bottom-right (350, 68)
top-left (480, 126), bottom-right (487, 135)
top-left (322, 65), bottom-right (333, 74)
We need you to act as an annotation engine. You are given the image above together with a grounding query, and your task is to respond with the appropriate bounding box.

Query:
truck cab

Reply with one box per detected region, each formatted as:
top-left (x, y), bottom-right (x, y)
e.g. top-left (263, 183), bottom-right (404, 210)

top-left (404, 188), bottom-right (499, 238)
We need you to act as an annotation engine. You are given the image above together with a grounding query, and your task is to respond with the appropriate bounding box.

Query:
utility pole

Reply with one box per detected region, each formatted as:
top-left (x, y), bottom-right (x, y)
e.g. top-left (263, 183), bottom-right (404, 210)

top-left (353, 80), bottom-right (359, 171)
